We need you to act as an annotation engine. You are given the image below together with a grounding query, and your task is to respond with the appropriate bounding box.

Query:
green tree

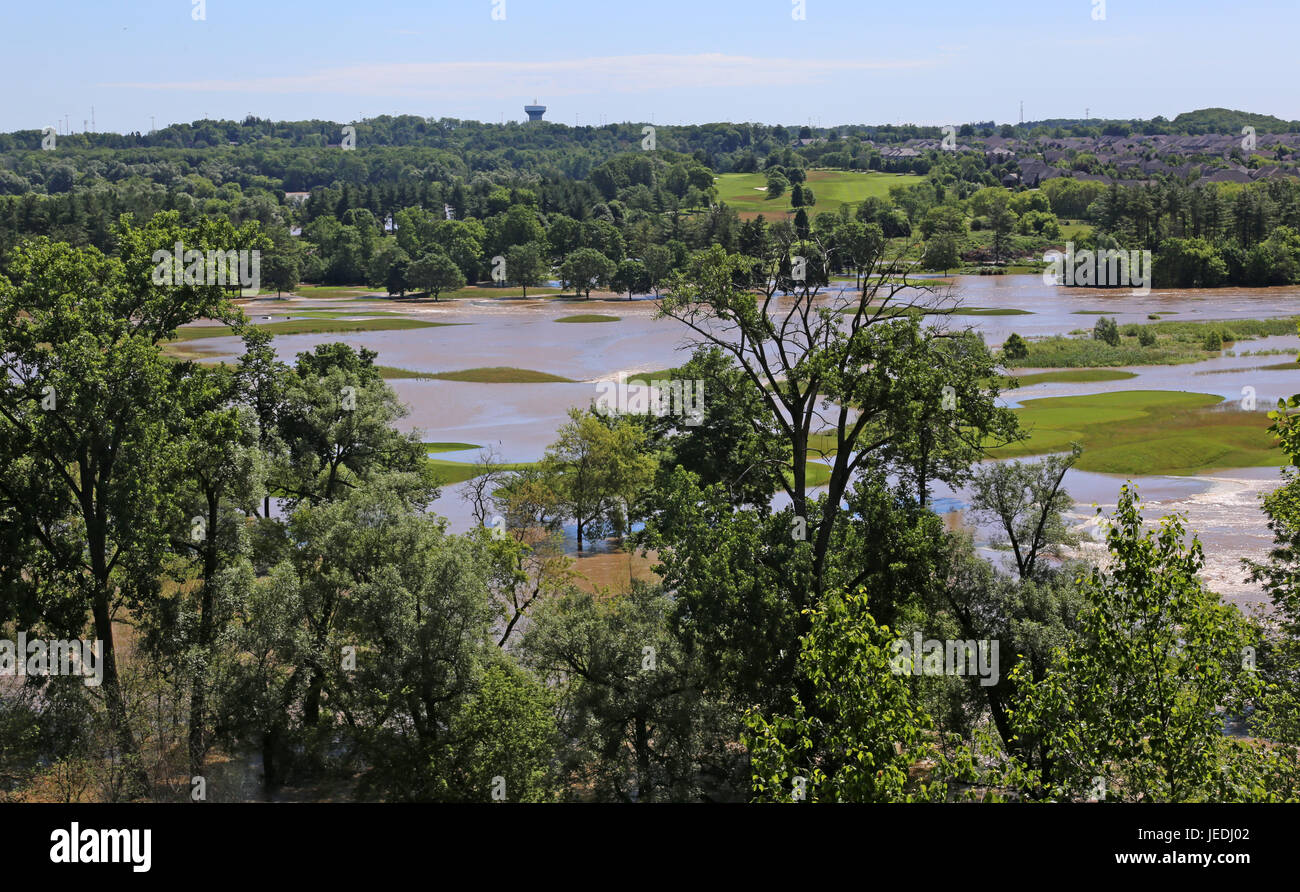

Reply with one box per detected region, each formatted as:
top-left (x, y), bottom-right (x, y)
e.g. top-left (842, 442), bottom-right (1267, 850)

top-left (0, 212), bottom-right (267, 796)
top-left (543, 408), bottom-right (655, 551)
top-left (1011, 486), bottom-right (1264, 801)
top-left (746, 586), bottom-right (946, 802)
top-left (922, 233), bottom-right (961, 273)
top-left (408, 249), bottom-right (466, 301)
top-left (1002, 332), bottom-right (1030, 360)
top-left (612, 258), bottom-right (650, 300)
top-left (505, 241), bottom-right (550, 298)
top-left (274, 343), bottom-right (436, 510)
top-left (1093, 315), bottom-right (1120, 347)
top-left (523, 585), bottom-right (738, 801)
top-left (559, 247), bottom-right (617, 299)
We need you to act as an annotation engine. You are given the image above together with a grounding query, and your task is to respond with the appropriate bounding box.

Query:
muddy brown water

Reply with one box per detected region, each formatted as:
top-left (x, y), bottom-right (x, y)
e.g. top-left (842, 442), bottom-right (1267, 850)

top-left (202, 277), bottom-right (1300, 607)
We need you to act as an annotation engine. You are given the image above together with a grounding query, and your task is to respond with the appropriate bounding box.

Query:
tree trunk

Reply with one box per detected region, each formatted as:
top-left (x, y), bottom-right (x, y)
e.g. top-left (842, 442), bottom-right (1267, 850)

top-left (91, 594), bottom-right (149, 799)
top-left (188, 494), bottom-right (220, 778)
top-left (634, 713), bottom-right (653, 802)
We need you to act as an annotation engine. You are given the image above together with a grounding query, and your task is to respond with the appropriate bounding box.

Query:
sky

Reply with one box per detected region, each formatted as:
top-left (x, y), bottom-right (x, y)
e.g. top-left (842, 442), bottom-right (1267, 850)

top-left (4, 0), bottom-right (1299, 134)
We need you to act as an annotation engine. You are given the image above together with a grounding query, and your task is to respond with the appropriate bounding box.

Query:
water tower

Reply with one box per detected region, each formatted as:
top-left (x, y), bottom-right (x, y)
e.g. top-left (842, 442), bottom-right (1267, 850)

top-left (524, 100), bottom-right (547, 123)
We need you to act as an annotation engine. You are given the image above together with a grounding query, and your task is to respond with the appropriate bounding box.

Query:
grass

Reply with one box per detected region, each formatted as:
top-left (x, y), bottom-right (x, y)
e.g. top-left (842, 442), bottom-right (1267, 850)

top-left (171, 318), bottom-right (453, 340)
top-left (625, 368), bottom-right (681, 385)
top-left (1004, 316), bottom-right (1300, 368)
top-left (444, 284), bottom-right (567, 300)
top-left (946, 307), bottom-right (1033, 316)
top-left (556, 314), bottom-right (620, 323)
top-left (987, 390), bottom-right (1282, 475)
top-left (401, 367), bottom-right (578, 384)
top-left (1011, 369), bottom-right (1138, 385)
top-left (424, 442), bottom-right (483, 453)
top-left (802, 462), bottom-right (832, 488)
top-left (714, 169), bottom-right (924, 219)
top-left (427, 458), bottom-right (539, 485)
top-left (286, 285), bottom-right (382, 299)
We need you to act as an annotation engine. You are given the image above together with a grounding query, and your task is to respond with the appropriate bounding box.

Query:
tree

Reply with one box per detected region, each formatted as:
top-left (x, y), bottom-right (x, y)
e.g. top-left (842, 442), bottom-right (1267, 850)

top-left (642, 244), bottom-right (673, 296)
top-left (922, 234), bottom-right (961, 273)
top-left (542, 408), bottom-right (655, 551)
top-left (612, 258), bottom-right (650, 300)
top-left (1002, 332), bottom-right (1030, 360)
top-left (765, 169), bottom-right (789, 199)
top-left (0, 212), bottom-right (267, 796)
top-left (234, 328), bottom-right (289, 520)
top-left (523, 585), bottom-right (739, 801)
top-left (385, 257), bottom-right (410, 297)
top-left (162, 372), bottom-right (265, 778)
top-left (505, 241), bottom-right (549, 298)
top-left (1011, 486), bottom-right (1265, 801)
top-left (969, 447), bottom-right (1081, 580)
top-left (648, 241), bottom-right (1017, 726)
top-left (273, 343), bottom-right (437, 510)
top-left (408, 249), bottom-right (466, 301)
top-left (559, 247), bottom-right (616, 299)
top-left (1093, 315), bottom-right (1120, 347)
top-left (986, 191), bottom-right (1018, 263)
top-left (833, 221), bottom-right (886, 291)
top-left (262, 252), bottom-right (300, 297)
top-left (746, 587), bottom-right (946, 802)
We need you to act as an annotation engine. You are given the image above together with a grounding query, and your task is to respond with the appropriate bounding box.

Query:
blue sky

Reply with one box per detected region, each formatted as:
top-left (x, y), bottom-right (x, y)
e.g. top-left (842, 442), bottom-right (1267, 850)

top-left (4, 0), bottom-right (1297, 133)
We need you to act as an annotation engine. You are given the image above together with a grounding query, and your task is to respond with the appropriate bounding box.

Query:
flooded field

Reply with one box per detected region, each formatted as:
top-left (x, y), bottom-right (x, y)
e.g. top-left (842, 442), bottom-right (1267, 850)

top-left (199, 275), bottom-right (1300, 607)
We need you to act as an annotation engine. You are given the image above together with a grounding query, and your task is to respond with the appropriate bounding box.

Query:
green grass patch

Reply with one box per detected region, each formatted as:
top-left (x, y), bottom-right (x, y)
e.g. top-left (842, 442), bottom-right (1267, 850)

top-left (172, 317), bottom-right (452, 341)
top-left (1005, 316), bottom-right (1300, 368)
top-left (424, 442), bottom-right (482, 453)
top-left (946, 307), bottom-right (1033, 316)
top-left (625, 368), bottom-right (681, 385)
top-left (443, 284), bottom-right (566, 300)
top-left (714, 169), bottom-right (923, 218)
top-left (427, 458), bottom-right (539, 485)
top-left (1263, 361), bottom-right (1300, 371)
top-left (556, 314), bottom-right (621, 323)
top-left (288, 285), bottom-right (382, 299)
top-left (987, 390), bottom-right (1282, 475)
top-left (417, 367), bottom-right (577, 383)
top-left (1011, 369), bottom-right (1138, 385)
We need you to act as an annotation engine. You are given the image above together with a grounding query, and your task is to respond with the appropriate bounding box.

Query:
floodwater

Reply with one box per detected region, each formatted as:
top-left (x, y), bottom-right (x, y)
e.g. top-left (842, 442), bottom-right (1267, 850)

top-left (200, 276), bottom-right (1300, 607)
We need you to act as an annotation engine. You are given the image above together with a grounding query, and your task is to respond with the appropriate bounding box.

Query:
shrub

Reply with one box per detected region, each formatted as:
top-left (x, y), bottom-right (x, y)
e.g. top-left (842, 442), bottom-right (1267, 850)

top-left (1138, 328), bottom-right (1157, 347)
top-left (1003, 332), bottom-right (1029, 360)
top-left (1093, 316), bottom-right (1121, 347)
top-left (1203, 329), bottom-right (1223, 351)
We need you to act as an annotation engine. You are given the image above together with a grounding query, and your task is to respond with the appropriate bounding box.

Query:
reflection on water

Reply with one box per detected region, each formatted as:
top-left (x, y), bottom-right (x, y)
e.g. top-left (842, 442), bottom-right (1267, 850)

top-left (214, 277), bottom-right (1300, 604)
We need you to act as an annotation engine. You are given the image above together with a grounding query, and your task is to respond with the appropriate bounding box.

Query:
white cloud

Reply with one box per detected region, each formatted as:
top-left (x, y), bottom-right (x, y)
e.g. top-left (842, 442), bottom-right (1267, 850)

top-left (100, 53), bottom-right (943, 99)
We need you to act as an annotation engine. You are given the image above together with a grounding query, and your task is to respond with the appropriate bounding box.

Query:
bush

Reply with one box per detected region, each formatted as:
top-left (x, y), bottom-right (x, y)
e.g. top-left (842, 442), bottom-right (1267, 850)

top-left (1203, 329), bottom-right (1223, 351)
top-left (1002, 332), bottom-right (1029, 360)
top-left (1093, 316), bottom-right (1121, 347)
top-left (1138, 328), bottom-right (1156, 347)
